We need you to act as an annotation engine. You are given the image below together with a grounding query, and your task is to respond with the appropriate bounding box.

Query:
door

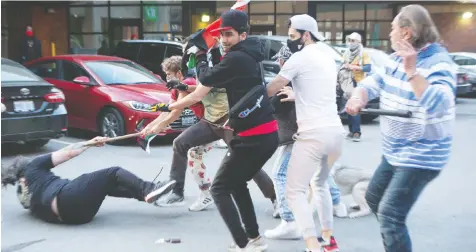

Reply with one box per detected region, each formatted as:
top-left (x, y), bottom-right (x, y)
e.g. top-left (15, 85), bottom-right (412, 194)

top-left (55, 60), bottom-right (98, 130)
top-left (109, 19), bottom-right (143, 53)
top-left (250, 25), bottom-right (275, 36)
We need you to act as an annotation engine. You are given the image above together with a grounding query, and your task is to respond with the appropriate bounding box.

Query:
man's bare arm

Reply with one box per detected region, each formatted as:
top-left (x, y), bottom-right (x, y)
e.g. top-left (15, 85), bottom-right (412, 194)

top-left (51, 137), bottom-right (107, 167)
top-left (168, 84), bottom-right (211, 111)
top-left (267, 75), bottom-right (291, 97)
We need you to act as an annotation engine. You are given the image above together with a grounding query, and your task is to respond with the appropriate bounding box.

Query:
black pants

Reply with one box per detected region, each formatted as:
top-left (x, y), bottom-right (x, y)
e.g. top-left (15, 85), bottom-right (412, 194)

top-left (56, 167), bottom-right (155, 224)
top-left (211, 132), bottom-right (279, 248)
top-left (170, 119), bottom-right (276, 201)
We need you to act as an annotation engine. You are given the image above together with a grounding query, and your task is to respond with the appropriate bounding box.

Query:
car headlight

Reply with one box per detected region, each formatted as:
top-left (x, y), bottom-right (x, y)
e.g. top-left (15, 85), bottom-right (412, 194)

top-left (123, 101), bottom-right (156, 112)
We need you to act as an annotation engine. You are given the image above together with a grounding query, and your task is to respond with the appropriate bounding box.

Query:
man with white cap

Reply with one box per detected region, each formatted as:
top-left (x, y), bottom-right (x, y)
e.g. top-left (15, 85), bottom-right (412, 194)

top-left (266, 14), bottom-right (345, 252)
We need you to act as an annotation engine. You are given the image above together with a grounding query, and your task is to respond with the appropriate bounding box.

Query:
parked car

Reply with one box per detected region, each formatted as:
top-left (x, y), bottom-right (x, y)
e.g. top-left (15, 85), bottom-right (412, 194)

top-left (450, 52), bottom-right (476, 94)
top-left (24, 55), bottom-right (198, 143)
top-left (1, 58), bottom-right (68, 148)
top-left (253, 35), bottom-right (379, 122)
top-left (111, 40), bottom-right (184, 80)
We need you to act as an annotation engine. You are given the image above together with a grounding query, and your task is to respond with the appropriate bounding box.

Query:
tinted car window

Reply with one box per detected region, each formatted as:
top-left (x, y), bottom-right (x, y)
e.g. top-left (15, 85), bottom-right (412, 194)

top-left (1, 64), bottom-right (43, 83)
top-left (114, 42), bottom-right (141, 61)
top-left (84, 61), bottom-right (162, 85)
top-left (27, 62), bottom-right (58, 79)
top-left (269, 40), bottom-right (285, 60)
top-left (62, 61), bottom-right (90, 82)
top-left (138, 43), bottom-right (166, 65)
top-left (165, 45), bottom-right (183, 58)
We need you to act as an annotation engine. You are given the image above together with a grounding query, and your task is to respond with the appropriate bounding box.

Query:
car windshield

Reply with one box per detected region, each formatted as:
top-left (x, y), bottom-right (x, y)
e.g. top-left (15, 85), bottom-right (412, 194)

top-left (1, 63), bottom-right (43, 83)
top-left (84, 61), bottom-right (162, 85)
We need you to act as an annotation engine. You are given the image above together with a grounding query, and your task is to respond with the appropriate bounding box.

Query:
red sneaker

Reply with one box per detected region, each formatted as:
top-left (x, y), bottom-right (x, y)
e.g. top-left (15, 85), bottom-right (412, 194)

top-left (317, 236), bottom-right (339, 252)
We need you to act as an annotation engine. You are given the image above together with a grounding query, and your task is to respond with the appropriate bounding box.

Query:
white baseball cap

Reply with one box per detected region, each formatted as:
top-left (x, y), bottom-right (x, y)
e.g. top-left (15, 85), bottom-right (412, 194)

top-left (347, 32), bottom-right (362, 42)
top-left (289, 14), bottom-right (326, 41)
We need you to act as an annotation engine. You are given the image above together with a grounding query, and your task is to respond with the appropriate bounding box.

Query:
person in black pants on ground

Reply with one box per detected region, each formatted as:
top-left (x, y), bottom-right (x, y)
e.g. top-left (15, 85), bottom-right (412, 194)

top-left (1, 136), bottom-right (176, 225)
top-left (155, 10), bottom-right (279, 252)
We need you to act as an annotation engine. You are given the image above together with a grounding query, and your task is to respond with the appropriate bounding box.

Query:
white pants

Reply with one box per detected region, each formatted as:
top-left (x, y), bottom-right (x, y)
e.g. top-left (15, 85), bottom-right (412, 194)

top-left (285, 126), bottom-right (345, 239)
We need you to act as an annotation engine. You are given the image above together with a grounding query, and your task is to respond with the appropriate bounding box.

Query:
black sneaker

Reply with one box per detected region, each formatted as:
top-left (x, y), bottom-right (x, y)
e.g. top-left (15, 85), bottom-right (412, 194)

top-left (145, 180), bottom-right (177, 203)
top-left (155, 192), bottom-right (185, 207)
top-left (352, 133), bottom-right (361, 142)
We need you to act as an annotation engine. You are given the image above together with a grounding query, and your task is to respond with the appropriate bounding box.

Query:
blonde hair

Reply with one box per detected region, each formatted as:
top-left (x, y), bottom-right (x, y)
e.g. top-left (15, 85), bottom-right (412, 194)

top-left (161, 55), bottom-right (182, 73)
top-left (397, 4), bottom-right (440, 49)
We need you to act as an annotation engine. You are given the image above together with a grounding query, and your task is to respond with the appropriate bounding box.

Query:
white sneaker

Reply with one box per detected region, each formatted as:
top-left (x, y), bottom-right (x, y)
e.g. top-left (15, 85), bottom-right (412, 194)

top-left (264, 220), bottom-right (301, 240)
top-left (214, 139), bottom-right (228, 149)
top-left (188, 190), bottom-right (214, 212)
top-left (228, 236), bottom-right (268, 252)
top-left (333, 202), bottom-right (348, 218)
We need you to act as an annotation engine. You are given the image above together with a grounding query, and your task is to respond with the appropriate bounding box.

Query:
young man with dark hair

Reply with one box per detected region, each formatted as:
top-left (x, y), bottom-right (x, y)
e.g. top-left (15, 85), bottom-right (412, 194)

top-left (152, 10), bottom-right (279, 251)
top-left (1, 137), bottom-right (176, 225)
top-left (141, 51), bottom-right (277, 213)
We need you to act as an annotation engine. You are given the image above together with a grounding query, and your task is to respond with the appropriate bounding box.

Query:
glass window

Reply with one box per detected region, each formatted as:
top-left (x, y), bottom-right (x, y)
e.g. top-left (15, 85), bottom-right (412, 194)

top-left (137, 43), bottom-right (167, 73)
top-left (250, 15), bottom-right (275, 25)
top-left (84, 61), bottom-right (161, 85)
top-left (276, 15), bottom-right (292, 36)
top-left (1, 64), bottom-right (43, 82)
top-left (110, 1), bottom-right (140, 4)
top-left (165, 45), bottom-right (183, 58)
top-left (317, 22), bottom-right (343, 41)
top-left (366, 4), bottom-right (393, 20)
top-left (70, 34), bottom-right (107, 54)
top-left (143, 5), bottom-right (182, 32)
top-left (113, 42), bottom-right (140, 61)
top-left (27, 62), bottom-right (58, 79)
top-left (344, 21), bottom-right (364, 30)
top-left (366, 21), bottom-right (391, 40)
top-left (276, 1), bottom-right (308, 14)
top-left (316, 4), bottom-right (343, 21)
top-left (366, 40), bottom-right (392, 53)
top-left (216, 1), bottom-right (237, 15)
top-left (143, 33), bottom-right (178, 41)
top-left (269, 40), bottom-right (285, 60)
top-left (62, 61), bottom-right (90, 82)
top-left (111, 6), bottom-right (140, 19)
top-left (250, 1), bottom-right (274, 14)
top-left (69, 7), bottom-right (108, 33)
top-left (344, 3), bottom-right (365, 21)
top-left (70, 1), bottom-right (107, 5)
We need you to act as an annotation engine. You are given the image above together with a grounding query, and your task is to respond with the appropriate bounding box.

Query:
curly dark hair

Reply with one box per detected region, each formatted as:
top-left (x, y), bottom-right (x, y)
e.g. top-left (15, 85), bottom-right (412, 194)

top-left (1, 156), bottom-right (31, 187)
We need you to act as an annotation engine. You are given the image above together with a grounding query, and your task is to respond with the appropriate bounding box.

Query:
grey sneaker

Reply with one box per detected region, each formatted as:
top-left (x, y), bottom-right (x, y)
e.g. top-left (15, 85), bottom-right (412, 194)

top-left (352, 133), bottom-right (361, 142)
top-left (272, 200), bottom-right (280, 219)
top-left (228, 236), bottom-right (268, 251)
top-left (145, 180), bottom-right (176, 203)
top-left (345, 132), bottom-right (353, 139)
top-left (155, 192), bottom-right (185, 207)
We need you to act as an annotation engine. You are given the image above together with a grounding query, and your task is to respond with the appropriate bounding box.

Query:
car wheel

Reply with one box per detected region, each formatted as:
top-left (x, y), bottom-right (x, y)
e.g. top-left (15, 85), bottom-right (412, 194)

top-left (99, 107), bottom-right (127, 145)
top-left (27, 139), bottom-right (50, 148)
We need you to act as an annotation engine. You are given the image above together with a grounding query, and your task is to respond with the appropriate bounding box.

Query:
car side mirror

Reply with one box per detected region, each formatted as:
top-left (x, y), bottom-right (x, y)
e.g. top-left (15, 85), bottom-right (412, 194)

top-left (73, 76), bottom-right (93, 85)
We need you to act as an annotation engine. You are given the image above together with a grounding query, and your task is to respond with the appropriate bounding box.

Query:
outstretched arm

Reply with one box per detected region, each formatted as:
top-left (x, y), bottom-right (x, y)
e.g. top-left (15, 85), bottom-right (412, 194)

top-left (51, 137), bottom-right (107, 167)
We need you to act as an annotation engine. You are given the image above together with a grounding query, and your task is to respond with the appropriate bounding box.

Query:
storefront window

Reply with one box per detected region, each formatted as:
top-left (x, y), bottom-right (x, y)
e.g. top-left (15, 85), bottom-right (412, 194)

top-left (366, 40), bottom-right (391, 53)
top-left (70, 34), bottom-right (106, 54)
top-left (250, 1), bottom-right (274, 14)
top-left (250, 15), bottom-right (275, 25)
top-left (143, 5), bottom-right (182, 32)
top-left (111, 6), bottom-right (141, 19)
top-left (316, 3), bottom-right (343, 21)
top-left (70, 1), bottom-right (107, 5)
top-left (366, 4), bottom-right (393, 20)
top-left (317, 21), bottom-right (343, 41)
top-left (344, 3), bottom-right (365, 21)
top-left (143, 33), bottom-right (179, 41)
top-left (366, 21), bottom-right (391, 40)
top-left (344, 21), bottom-right (364, 30)
top-left (276, 15), bottom-right (292, 35)
top-left (69, 6), bottom-right (108, 33)
top-left (276, 1), bottom-right (308, 14)
top-left (216, 1), bottom-right (236, 15)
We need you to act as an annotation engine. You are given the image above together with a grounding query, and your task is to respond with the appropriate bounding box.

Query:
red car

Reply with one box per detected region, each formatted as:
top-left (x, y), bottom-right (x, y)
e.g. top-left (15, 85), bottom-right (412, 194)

top-left (24, 55), bottom-right (198, 141)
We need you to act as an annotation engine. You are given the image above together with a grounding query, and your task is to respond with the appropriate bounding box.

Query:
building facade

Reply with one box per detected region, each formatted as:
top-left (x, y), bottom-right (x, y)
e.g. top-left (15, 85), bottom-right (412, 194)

top-left (1, 1), bottom-right (475, 61)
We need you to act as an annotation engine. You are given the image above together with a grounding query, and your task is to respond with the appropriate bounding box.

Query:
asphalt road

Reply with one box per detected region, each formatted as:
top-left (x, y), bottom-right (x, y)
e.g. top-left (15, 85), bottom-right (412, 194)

top-left (2, 98), bottom-right (476, 252)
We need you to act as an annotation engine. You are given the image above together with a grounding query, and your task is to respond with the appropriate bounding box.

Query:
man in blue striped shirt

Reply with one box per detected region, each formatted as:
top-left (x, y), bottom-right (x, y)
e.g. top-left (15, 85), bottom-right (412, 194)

top-left (346, 5), bottom-right (456, 252)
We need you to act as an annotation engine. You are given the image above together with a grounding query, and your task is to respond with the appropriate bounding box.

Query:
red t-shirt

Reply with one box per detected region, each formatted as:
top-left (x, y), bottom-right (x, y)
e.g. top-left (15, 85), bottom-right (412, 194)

top-left (170, 77), bottom-right (205, 119)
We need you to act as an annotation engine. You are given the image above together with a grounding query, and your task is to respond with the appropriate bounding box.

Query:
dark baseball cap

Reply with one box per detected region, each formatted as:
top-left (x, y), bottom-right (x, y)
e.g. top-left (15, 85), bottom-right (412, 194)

top-left (211, 10), bottom-right (249, 33)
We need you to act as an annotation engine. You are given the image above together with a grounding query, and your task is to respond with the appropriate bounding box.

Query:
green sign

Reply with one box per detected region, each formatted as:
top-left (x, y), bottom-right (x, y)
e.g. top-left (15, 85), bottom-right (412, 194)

top-left (144, 5), bottom-right (158, 22)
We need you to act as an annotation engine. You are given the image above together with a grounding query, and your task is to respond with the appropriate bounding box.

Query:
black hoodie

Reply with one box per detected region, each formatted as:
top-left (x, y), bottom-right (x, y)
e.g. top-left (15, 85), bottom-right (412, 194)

top-left (196, 37), bottom-right (275, 133)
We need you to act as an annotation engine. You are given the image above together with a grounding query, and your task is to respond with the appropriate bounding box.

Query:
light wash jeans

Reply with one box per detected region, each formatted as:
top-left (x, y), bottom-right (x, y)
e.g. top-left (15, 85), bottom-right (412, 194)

top-left (271, 143), bottom-right (342, 223)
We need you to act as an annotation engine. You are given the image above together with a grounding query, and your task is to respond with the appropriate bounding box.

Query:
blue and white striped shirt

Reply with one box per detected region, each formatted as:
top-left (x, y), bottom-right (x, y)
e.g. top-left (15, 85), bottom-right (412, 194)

top-left (359, 43), bottom-right (456, 170)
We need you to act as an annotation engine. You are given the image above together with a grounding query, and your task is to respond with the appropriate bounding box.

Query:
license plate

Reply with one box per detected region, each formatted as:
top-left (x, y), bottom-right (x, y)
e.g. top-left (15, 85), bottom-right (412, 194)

top-left (181, 116), bottom-right (195, 126)
top-left (13, 100), bottom-right (35, 112)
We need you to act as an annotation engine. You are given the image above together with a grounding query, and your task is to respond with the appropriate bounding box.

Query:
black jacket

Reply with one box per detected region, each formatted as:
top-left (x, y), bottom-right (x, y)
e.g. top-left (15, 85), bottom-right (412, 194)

top-left (270, 82), bottom-right (298, 146)
top-left (196, 38), bottom-right (275, 133)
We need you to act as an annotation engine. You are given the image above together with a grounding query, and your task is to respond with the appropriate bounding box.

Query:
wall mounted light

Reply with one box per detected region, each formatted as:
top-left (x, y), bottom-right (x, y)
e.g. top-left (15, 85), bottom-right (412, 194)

top-left (201, 14), bottom-right (210, 23)
top-left (462, 12), bottom-right (473, 20)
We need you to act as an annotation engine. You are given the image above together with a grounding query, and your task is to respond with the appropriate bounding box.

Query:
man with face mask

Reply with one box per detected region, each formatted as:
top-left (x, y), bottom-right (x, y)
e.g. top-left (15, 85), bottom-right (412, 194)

top-left (266, 14), bottom-right (345, 252)
top-left (151, 10), bottom-right (279, 251)
top-left (338, 32), bottom-right (371, 142)
top-left (20, 26), bottom-right (42, 64)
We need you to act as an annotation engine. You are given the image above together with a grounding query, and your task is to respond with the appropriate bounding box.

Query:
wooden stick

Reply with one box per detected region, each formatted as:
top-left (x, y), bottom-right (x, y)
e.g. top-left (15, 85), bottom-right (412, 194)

top-left (83, 133), bottom-right (141, 146)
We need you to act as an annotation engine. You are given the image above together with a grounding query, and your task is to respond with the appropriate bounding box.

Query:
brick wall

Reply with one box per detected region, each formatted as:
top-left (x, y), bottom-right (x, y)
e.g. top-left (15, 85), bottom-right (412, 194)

top-left (432, 12), bottom-right (476, 53)
top-left (31, 5), bottom-right (68, 57)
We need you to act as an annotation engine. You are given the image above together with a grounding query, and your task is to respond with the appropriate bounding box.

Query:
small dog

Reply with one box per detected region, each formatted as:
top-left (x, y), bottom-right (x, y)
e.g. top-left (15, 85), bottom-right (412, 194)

top-left (331, 163), bottom-right (373, 218)
top-left (307, 164), bottom-right (373, 219)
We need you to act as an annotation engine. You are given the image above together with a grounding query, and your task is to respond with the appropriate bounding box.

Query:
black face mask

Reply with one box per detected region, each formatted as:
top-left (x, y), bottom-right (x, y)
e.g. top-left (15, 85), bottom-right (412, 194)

top-left (287, 38), bottom-right (304, 53)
